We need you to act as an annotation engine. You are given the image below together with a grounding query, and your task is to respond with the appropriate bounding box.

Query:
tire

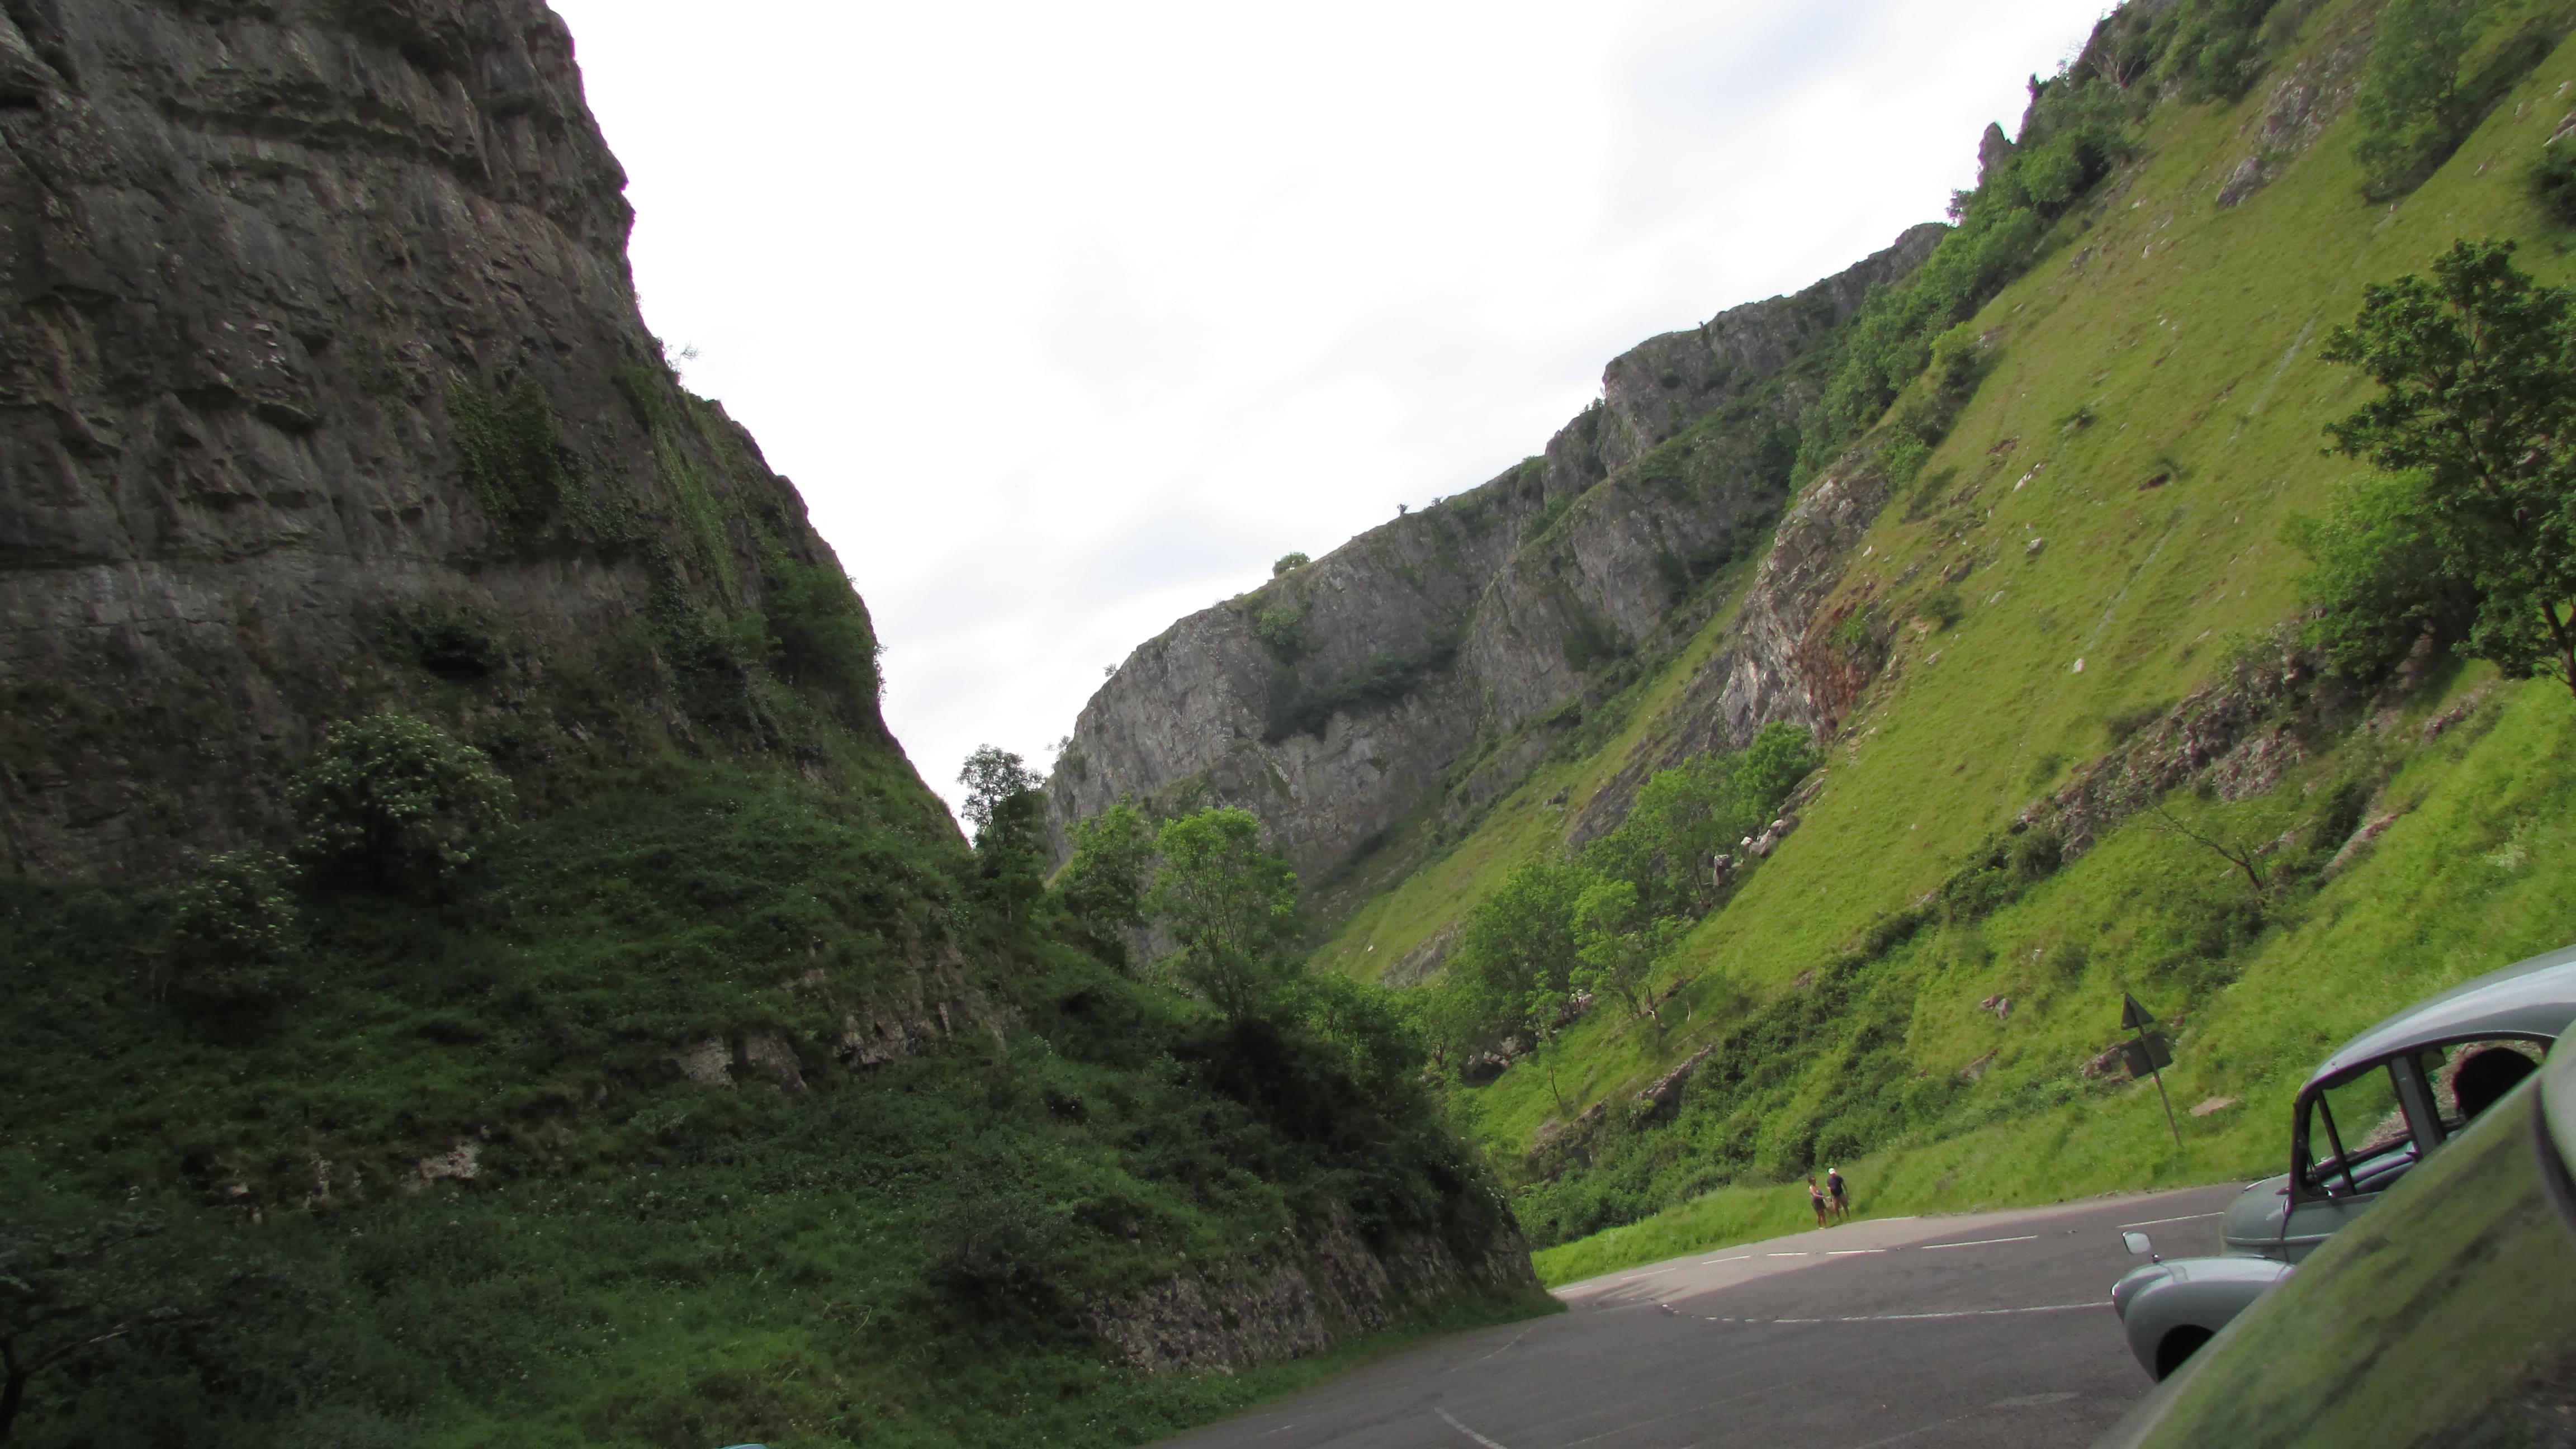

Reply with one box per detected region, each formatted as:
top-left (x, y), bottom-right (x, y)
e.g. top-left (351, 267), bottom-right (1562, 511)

top-left (2155, 1325), bottom-right (2215, 1380)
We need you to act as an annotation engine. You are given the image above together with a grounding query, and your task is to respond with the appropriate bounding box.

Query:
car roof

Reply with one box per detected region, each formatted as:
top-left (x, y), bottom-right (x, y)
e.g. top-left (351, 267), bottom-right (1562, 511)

top-left (2307, 943), bottom-right (2576, 1090)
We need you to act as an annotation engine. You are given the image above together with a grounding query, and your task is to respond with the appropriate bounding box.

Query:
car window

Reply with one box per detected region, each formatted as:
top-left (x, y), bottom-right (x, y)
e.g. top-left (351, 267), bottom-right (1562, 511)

top-left (2301, 1062), bottom-right (2417, 1196)
top-left (2421, 1038), bottom-right (2546, 1133)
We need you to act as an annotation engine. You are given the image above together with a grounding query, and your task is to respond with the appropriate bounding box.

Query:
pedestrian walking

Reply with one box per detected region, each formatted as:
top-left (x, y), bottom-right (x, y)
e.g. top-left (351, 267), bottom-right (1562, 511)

top-left (1826, 1167), bottom-right (1849, 1220)
top-left (1807, 1176), bottom-right (1829, 1228)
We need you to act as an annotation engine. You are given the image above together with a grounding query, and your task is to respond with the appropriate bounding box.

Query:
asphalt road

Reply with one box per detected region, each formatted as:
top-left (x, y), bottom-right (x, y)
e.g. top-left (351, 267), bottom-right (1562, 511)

top-left (1158, 1182), bottom-right (2250, 1449)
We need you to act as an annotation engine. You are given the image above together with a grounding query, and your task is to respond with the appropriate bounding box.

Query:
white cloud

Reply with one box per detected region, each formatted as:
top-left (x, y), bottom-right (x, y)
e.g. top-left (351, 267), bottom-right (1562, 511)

top-left (548, 0), bottom-right (2109, 815)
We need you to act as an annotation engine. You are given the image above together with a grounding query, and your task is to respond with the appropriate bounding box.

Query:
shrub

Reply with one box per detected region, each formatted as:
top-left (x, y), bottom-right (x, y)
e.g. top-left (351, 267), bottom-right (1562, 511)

top-left (2352, 0), bottom-right (2479, 200)
top-left (1878, 433), bottom-right (1932, 492)
top-left (760, 555), bottom-right (881, 717)
top-left (2532, 141), bottom-right (2576, 225)
top-left (1271, 552), bottom-right (1311, 576)
top-left (448, 381), bottom-right (575, 541)
top-left (290, 713), bottom-right (517, 892)
top-left (1252, 599), bottom-right (1309, 662)
top-left (1917, 588), bottom-right (1964, 631)
top-left (165, 851), bottom-right (299, 1010)
top-left (374, 603), bottom-right (508, 681)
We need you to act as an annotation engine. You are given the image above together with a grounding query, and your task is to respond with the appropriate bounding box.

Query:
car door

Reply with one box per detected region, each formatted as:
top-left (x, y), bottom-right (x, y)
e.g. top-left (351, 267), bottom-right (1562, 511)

top-left (2280, 1055), bottom-right (2440, 1260)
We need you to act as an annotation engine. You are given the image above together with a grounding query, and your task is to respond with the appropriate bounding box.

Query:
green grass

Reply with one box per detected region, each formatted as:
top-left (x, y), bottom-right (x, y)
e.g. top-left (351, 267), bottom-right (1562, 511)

top-left (1325, 0), bottom-right (2576, 1271)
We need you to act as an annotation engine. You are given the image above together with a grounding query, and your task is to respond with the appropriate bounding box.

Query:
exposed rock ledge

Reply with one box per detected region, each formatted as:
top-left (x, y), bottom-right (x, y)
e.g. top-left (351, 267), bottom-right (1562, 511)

top-left (1086, 1208), bottom-right (1537, 1375)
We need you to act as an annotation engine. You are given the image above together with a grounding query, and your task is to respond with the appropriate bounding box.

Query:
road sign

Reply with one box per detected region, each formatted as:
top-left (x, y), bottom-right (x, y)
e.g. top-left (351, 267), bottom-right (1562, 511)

top-left (2121, 1032), bottom-right (2174, 1078)
top-left (2119, 995), bottom-right (2182, 1150)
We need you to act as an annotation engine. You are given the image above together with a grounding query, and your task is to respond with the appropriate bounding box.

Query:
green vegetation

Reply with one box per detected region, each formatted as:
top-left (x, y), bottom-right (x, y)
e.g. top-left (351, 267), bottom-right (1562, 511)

top-left (761, 555), bottom-right (884, 722)
top-left (1272, 552), bottom-right (1311, 576)
top-left (290, 712), bottom-right (517, 893)
top-left (449, 381), bottom-right (576, 543)
top-left (374, 602), bottom-right (511, 681)
top-left (2355, 0), bottom-right (2485, 197)
top-left (163, 851), bottom-right (301, 1014)
top-left (1304, 0), bottom-right (2576, 1291)
top-left (1414, 725), bottom-right (1820, 1078)
top-left (1145, 808), bottom-right (1301, 1021)
top-left (1263, 640), bottom-right (1459, 743)
top-left (2307, 239), bottom-right (2576, 695)
top-left (1, 739), bottom-right (1541, 1445)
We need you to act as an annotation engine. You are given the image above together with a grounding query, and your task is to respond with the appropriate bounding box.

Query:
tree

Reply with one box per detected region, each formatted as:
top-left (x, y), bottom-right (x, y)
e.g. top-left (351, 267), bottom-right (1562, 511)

top-left (290, 712), bottom-right (516, 891)
top-left (1570, 878), bottom-right (1679, 1025)
top-left (1052, 799), bottom-right (1155, 968)
top-left (1449, 856), bottom-right (1593, 1052)
top-left (2352, 0), bottom-right (2482, 199)
top-left (1271, 552), bottom-right (1311, 576)
top-left (956, 746), bottom-right (1041, 840)
top-left (1144, 808), bottom-right (1299, 1020)
top-left (2314, 239), bottom-right (2576, 699)
top-left (957, 746), bottom-right (1045, 920)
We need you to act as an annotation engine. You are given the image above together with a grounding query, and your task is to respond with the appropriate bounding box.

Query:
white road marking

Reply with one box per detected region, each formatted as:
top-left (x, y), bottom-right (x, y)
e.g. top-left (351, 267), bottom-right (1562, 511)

top-left (1685, 1301), bottom-right (2109, 1327)
top-left (1437, 1407), bottom-right (1510, 1448)
top-left (1701, 1253), bottom-right (1754, 1264)
top-left (1766, 1251), bottom-right (1811, 1257)
top-left (1826, 1248), bottom-right (1887, 1256)
top-left (1919, 1234), bottom-right (2039, 1250)
top-left (2119, 1210), bottom-right (2224, 1228)
top-left (1475, 1324), bottom-right (1538, 1361)
top-left (1840, 1301), bottom-right (2109, 1322)
top-left (1622, 1267), bottom-right (1676, 1280)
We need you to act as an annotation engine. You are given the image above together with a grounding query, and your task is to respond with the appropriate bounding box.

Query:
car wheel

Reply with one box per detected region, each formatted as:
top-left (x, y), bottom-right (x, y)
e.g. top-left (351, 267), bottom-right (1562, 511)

top-left (2155, 1326), bottom-right (2214, 1380)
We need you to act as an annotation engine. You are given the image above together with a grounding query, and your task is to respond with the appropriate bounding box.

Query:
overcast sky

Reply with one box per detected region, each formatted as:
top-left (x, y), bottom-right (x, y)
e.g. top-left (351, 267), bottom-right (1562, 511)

top-left (547, 0), bottom-right (2109, 818)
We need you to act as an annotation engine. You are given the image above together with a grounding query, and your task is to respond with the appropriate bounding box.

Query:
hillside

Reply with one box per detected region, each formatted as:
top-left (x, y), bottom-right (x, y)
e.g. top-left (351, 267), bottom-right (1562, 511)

top-left (1052, 0), bottom-right (2576, 1281)
top-left (0, 4), bottom-right (1541, 1446)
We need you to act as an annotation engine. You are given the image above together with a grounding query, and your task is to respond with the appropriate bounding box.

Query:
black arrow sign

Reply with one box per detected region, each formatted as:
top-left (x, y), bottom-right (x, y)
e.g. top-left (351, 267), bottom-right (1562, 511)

top-left (2122, 992), bottom-right (2157, 1032)
top-left (2120, 992), bottom-right (2181, 1150)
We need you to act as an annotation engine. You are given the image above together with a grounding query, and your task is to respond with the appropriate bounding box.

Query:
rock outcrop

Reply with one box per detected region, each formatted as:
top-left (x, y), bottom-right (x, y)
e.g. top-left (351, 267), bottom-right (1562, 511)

top-left (1045, 226), bottom-right (1942, 880)
top-left (0, 0), bottom-right (882, 879)
top-left (1085, 1206), bottom-right (1537, 1375)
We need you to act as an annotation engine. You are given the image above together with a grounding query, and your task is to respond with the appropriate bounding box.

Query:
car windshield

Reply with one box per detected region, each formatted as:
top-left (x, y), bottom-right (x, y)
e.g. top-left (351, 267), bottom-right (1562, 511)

top-left (2302, 1062), bottom-right (2417, 1196)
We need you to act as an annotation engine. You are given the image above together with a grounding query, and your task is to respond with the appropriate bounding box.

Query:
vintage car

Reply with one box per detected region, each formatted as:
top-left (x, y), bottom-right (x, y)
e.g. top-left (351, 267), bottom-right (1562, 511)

top-left (2109, 943), bottom-right (2576, 1379)
top-left (2095, 1029), bottom-right (2576, 1445)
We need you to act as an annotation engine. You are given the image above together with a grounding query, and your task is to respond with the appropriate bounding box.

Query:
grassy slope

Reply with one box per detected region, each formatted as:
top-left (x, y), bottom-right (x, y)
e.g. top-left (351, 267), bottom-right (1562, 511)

top-left (1321, 1), bottom-right (2576, 1282)
top-left (1, 750), bottom-right (1549, 1447)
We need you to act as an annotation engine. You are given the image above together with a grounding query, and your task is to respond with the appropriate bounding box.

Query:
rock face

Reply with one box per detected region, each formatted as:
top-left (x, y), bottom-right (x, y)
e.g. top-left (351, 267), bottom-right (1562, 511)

top-left (1086, 1206), bottom-right (1536, 1375)
top-left (1045, 225), bottom-right (1943, 879)
top-left (0, 0), bottom-right (878, 879)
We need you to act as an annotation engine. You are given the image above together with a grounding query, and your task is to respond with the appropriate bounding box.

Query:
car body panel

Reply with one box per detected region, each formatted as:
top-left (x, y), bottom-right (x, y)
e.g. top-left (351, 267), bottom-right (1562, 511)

top-left (2109, 1254), bottom-right (2293, 1378)
top-left (2214, 1173), bottom-right (2289, 1256)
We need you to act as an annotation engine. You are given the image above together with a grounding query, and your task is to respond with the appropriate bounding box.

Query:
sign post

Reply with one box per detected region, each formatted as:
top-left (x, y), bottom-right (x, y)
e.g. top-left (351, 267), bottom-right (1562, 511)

top-left (2122, 992), bottom-right (2184, 1151)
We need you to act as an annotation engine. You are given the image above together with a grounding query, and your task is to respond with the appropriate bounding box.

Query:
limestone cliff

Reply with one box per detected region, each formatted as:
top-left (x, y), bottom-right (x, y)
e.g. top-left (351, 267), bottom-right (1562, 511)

top-left (0, 0), bottom-right (886, 879)
top-left (1045, 226), bottom-right (1940, 882)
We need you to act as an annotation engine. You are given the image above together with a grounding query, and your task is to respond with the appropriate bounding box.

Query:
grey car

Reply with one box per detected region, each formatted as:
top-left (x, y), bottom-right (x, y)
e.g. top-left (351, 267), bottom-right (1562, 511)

top-left (2109, 942), bottom-right (2576, 1379)
top-left (2096, 1029), bottom-right (2576, 1446)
